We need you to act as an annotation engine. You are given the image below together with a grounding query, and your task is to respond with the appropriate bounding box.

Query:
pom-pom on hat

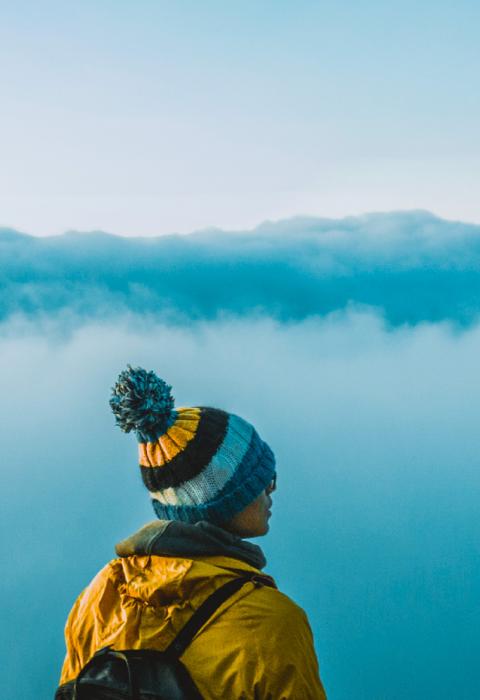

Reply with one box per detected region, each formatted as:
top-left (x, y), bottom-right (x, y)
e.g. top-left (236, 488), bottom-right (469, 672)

top-left (110, 366), bottom-right (276, 525)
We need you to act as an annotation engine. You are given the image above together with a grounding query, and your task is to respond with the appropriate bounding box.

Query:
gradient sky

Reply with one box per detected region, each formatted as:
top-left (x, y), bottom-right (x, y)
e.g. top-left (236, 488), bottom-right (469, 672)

top-left (1, 0), bottom-right (479, 236)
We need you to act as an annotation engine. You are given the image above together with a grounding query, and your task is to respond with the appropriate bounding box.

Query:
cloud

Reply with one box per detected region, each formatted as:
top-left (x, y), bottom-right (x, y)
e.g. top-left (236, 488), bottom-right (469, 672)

top-left (2, 312), bottom-right (479, 698)
top-left (2, 210), bottom-right (480, 328)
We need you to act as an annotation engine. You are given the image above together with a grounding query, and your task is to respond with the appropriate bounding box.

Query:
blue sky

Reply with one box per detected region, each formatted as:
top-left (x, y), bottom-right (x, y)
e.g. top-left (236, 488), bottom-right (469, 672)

top-left (0, 0), bottom-right (479, 235)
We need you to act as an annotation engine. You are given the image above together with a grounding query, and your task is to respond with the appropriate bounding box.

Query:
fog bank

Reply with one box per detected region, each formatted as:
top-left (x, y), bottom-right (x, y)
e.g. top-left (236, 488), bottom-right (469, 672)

top-left (1, 312), bottom-right (479, 698)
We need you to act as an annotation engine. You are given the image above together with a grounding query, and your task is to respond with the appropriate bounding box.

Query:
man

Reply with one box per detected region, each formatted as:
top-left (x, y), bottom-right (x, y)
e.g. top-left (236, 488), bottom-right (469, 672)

top-left (57, 366), bottom-right (327, 699)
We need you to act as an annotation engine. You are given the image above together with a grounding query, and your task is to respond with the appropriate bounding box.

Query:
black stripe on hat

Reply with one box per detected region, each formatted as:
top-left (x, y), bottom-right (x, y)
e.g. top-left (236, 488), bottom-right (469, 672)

top-left (140, 407), bottom-right (229, 491)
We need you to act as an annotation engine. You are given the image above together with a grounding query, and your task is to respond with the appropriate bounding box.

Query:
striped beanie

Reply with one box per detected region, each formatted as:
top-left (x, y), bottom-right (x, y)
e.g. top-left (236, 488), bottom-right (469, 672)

top-left (110, 366), bottom-right (276, 524)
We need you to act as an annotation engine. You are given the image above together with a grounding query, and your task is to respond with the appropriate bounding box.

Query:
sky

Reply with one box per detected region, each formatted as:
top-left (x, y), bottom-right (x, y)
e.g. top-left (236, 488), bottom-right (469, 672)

top-left (0, 0), bottom-right (479, 236)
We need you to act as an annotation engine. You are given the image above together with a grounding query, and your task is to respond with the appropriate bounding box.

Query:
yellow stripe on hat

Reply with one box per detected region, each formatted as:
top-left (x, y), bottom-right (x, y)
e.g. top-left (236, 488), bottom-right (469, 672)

top-left (139, 407), bottom-right (201, 467)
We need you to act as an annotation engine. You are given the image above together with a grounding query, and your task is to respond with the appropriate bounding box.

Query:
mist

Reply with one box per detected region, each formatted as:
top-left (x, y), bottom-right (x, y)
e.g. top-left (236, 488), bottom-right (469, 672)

top-left (1, 312), bottom-right (478, 699)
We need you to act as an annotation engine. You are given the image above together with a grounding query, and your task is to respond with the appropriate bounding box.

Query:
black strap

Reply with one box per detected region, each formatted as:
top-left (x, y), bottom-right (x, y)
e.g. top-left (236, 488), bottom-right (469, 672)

top-left (70, 573), bottom-right (274, 699)
top-left (165, 574), bottom-right (273, 659)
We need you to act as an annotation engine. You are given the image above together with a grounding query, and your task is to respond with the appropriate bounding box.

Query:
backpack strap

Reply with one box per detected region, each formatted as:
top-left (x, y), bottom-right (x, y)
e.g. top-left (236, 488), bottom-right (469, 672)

top-left (67, 573), bottom-right (274, 700)
top-left (165, 573), bottom-right (274, 659)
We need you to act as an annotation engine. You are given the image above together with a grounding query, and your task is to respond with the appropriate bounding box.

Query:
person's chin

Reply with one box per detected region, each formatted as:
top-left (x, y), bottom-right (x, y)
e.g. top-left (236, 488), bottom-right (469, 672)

top-left (247, 522), bottom-right (269, 538)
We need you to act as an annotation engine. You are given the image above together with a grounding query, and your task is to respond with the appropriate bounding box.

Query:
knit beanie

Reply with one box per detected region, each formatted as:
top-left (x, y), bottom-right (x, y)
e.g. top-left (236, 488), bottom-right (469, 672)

top-left (110, 366), bottom-right (276, 525)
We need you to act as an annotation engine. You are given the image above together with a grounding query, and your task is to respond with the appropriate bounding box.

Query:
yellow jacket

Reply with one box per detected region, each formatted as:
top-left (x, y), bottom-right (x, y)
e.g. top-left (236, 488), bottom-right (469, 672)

top-left (59, 553), bottom-right (327, 699)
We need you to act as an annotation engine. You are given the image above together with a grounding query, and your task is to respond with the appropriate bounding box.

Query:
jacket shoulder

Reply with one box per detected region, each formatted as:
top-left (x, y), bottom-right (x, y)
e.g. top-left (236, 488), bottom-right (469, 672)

top-left (182, 582), bottom-right (326, 699)
top-left (222, 580), bottom-right (313, 641)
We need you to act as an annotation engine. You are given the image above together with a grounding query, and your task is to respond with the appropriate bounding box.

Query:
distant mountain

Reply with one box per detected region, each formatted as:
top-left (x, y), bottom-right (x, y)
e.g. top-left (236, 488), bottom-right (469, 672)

top-left (1, 210), bottom-right (480, 327)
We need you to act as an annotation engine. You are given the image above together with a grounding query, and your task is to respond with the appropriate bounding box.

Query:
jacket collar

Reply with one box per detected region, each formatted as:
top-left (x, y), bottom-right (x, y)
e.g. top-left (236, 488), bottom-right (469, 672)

top-left (115, 519), bottom-right (267, 570)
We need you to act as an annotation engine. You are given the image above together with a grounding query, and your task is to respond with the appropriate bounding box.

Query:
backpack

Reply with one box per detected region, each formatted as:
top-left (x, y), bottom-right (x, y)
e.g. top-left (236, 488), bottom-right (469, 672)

top-left (55, 572), bottom-right (274, 700)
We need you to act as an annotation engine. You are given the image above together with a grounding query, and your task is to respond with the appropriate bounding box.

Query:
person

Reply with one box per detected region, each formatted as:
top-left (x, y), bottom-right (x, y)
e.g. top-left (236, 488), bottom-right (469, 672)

top-left (57, 366), bottom-right (327, 699)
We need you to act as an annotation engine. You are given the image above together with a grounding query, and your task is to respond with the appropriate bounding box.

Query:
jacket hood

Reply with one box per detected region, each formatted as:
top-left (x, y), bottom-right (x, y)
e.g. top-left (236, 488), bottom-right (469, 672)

top-left (115, 519), bottom-right (267, 570)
